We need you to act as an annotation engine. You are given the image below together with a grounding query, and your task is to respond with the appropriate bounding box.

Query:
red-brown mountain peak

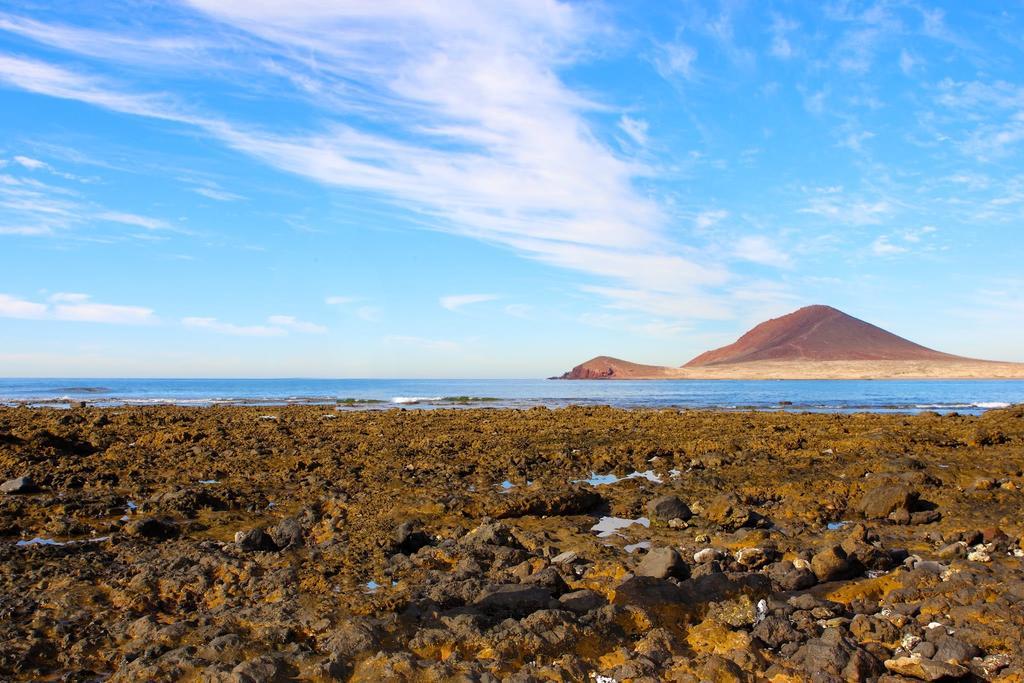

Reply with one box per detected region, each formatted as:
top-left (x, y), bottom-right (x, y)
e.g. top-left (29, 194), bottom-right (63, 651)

top-left (684, 305), bottom-right (961, 367)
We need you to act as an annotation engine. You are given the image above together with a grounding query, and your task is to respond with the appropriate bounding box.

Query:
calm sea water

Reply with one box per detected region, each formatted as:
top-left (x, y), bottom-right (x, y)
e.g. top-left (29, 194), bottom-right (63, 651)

top-left (0, 378), bottom-right (1022, 414)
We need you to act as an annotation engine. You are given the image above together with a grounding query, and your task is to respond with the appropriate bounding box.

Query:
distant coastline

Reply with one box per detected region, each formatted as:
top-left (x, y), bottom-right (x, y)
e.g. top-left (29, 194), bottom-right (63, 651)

top-left (556, 358), bottom-right (1024, 381)
top-left (558, 305), bottom-right (1024, 380)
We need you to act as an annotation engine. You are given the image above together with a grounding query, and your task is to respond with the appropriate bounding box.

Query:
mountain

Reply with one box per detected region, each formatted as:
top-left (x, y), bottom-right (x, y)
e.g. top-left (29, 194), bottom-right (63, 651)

top-left (557, 304), bottom-right (1024, 379)
top-left (555, 356), bottom-right (684, 380)
top-left (685, 305), bottom-right (959, 366)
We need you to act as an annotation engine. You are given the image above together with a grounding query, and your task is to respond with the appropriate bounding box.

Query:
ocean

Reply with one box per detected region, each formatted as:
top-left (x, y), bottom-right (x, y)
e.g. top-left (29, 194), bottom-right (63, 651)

top-left (0, 378), bottom-right (1022, 414)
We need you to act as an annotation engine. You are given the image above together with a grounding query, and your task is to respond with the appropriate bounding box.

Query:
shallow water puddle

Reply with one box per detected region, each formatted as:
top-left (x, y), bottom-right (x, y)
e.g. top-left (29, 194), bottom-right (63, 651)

top-left (827, 521), bottom-right (851, 530)
top-left (624, 540), bottom-right (652, 553)
top-left (577, 470), bottom-right (662, 486)
top-left (365, 580), bottom-right (398, 593)
top-left (496, 479), bottom-right (533, 492)
top-left (198, 480), bottom-right (220, 485)
top-left (16, 536), bottom-right (109, 547)
top-left (591, 516), bottom-right (650, 538)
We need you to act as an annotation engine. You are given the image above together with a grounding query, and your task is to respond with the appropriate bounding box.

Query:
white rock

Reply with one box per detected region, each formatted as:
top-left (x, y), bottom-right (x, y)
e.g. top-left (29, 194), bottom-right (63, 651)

top-left (692, 547), bottom-right (723, 564)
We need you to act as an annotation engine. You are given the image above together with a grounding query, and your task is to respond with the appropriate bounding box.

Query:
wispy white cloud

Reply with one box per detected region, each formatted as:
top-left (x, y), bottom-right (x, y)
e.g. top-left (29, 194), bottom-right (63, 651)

top-left (0, 12), bottom-right (213, 68)
top-left (695, 209), bottom-right (728, 232)
top-left (618, 115), bottom-right (648, 146)
top-left (768, 14), bottom-right (798, 60)
top-left (325, 296), bottom-right (381, 322)
top-left (440, 294), bottom-right (499, 312)
top-left (504, 303), bottom-right (532, 318)
top-left (800, 194), bottom-right (891, 226)
top-left (49, 292), bottom-right (90, 303)
top-left (184, 313), bottom-right (326, 336)
top-left (733, 235), bottom-right (792, 268)
top-left (0, 13), bottom-right (735, 320)
top-left (934, 78), bottom-right (1024, 160)
top-left (182, 316), bottom-right (285, 337)
top-left (899, 49), bottom-right (918, 75)
top-left (54, 301), bottom-right (155, 324)
top-left (654, 41), bottom-right (699, 81)
top-left (706, 9), bottom-right (756, 68)
top-left (871, 226), bottom-right (938, 257)
top-left (193, 186), bottom-right (242, 201)
top-left (356, 306), bottom-right (381, 322)
top-left (97, 211), bottom-right (170, 230)
top-left (580, 312), bottom-right (688, 338)
top-left (580, 285), bottom-right (729, 320)
top-left (13, 155), bottom-right (48, 170)
top-left (0, 4), bottom-right (812, 327)
top-left (871, 236), bottom-right (908, 256)
top-left (838, 129), bottom-right (876, 152)
top-left (0, 294), bottom-right (48, 319)
top-left (266, 315), bottom-right (327, 334)
top-left (0, 292), bottom-right (154, 323)
top-left (803, 89), bottom-right (827, 115)
top-left (0, 54), bottom-right (197, 123)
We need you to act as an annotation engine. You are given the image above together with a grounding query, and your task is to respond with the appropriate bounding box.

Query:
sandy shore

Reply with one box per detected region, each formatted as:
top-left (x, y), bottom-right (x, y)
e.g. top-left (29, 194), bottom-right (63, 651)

top-left (2, 405), bottom-right (1023, 680)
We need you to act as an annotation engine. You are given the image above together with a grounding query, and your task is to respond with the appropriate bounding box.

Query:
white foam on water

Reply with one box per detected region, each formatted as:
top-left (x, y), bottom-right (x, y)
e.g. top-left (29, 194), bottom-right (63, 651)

top-left (914, 402), bottom-right (1010, 410)
top-left (391, 396), bottom-right (442, 404)
top-left (198, 480), bottom-right (219, 485)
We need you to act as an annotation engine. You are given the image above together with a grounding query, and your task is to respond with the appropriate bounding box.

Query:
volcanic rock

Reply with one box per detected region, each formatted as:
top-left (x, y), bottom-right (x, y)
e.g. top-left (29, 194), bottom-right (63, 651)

top-left (884, 655), bottom-right (968, 680)
top-left (234, 528), bottom-right (277, 552)
top-left (646, 495), bottom-right (692, 522)
top-left (558, 589), bottom-right (605, 613)
top-left (123, 516), bottom-right (179, 541)
top-left (474, 584), bottom-right (554, 616)
top-left (635, 547), bottom-right (687, 579)
top-left (857, 484), bottom-right (919, 519)
top-left (811, 546), bottom-right (854, 582)
top-left (705, 492), bottom-right (759, 530)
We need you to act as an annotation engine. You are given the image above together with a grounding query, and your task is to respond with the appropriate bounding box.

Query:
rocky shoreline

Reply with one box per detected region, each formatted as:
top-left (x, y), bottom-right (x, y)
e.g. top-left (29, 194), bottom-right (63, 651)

top-left (1, 404), bottom-right (1023, 681)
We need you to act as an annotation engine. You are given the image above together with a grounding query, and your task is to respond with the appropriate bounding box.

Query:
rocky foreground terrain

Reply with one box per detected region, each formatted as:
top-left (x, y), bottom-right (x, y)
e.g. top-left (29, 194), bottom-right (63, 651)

top-left (1, 405), bottom-right (1023, 682)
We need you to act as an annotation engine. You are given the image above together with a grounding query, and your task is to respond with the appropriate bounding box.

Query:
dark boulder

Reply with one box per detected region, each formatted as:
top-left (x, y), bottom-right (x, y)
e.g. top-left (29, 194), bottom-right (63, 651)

top-left (558, 589), bottom-right (606, 613)
top-left (268, 517), bottom-right (304, 549)
top-left (393, 520), bottom-right (431, 554)
top-left (234, 528), bottom-right (277, 552)
top-left (646, 495), bottom-right (692, 522)
top-left (705, 492), bottom-right (761, 530)
top-left (811, 545), bottom-right (855, 582)
top-left (473, 584), bottom-right (554, 617)
top-left (123, 516), bottom-right (179, 541)
top-left (635, 547), bottom-right (688, 580)
top-left (857, 484), bottom-right (918, 519)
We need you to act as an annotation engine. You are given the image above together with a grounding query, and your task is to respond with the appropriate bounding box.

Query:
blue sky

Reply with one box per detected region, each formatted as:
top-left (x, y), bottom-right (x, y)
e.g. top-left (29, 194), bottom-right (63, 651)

top-left (0, 1), bottom-right (1022, 377)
